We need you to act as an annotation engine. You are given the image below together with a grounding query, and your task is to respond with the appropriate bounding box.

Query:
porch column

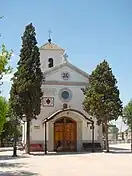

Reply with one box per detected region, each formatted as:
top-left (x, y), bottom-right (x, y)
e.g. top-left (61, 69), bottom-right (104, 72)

top-left (92, 122), bottom-right (95, 152)
top-left (44, 121), bottom-right (47, 154)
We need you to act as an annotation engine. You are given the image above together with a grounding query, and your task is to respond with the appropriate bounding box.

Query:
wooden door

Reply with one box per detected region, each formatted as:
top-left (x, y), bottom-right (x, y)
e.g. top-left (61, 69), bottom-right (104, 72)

top-left (65, 119), bottom-right (76, 151)
top-left (54, 117), bottom-right (76, 152)
top-left (54, 118), bottom-right (64, 151)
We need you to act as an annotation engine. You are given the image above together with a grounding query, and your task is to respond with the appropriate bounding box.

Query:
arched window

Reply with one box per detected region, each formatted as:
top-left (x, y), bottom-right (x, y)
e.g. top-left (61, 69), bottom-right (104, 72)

top-left (48, 58), bottom-right (54, 68)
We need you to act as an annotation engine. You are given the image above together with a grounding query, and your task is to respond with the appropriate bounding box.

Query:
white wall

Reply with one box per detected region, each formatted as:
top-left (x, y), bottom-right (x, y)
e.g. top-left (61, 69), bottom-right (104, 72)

top-left (40, 84), bottom-right (86, 119)
top-left (30, 84), bottom-right (85, 142)
top-left (45, 66), bottom-right (88, 83)
top-left (40, 49), bottom-right (64, 72)
top-left (30, 82), bottom-right (102, 143)
top-left (28, 42), bottom-right (102, 148)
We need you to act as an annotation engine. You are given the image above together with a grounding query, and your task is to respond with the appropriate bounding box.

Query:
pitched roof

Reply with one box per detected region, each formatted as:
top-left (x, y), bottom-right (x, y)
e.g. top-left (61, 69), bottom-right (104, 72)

top-left (40, 42), bottom-right (65, 52)
top-left (43, 60), bottom-right (89, 79)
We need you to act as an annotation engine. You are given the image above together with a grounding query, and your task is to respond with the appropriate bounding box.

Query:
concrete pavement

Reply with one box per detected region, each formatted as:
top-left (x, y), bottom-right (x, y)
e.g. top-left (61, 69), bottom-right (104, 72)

top-left (0, 144), bottom-right (132, 176)
top-left (0, 147), bottom-right (13, 152)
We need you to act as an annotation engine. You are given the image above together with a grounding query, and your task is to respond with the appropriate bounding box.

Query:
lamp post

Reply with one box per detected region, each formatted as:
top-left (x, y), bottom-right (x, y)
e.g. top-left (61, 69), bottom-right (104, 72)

top-left (12, 95), bottom-right (19, 157)
top-left (21, 114), bottom-right (26, 152)
top-left (87, 121), bottom-right (95, 152)
top-left (12, 115), bottom-right (18, 157)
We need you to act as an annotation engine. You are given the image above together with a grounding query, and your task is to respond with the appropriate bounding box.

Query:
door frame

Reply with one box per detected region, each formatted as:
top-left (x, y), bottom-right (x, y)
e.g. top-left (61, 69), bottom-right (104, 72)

top-left (54, 116), bottom-right (77, 152)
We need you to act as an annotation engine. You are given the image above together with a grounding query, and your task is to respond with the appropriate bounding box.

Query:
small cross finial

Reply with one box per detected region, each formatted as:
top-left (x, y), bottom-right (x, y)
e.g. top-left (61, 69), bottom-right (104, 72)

top-left (48, 29), bottom-right (52, 43)
top-left (64, 53), bottom-right (68, 59)
top-left (63, 53), bottom-right (68, 62)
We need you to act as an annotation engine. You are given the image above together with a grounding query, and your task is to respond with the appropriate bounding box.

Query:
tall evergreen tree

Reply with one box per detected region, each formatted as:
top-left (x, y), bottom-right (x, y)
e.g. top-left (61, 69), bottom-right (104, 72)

top-left (83, 60), bottom-right (122, 152)
top-left (10, 23), bottom-right (43, 154)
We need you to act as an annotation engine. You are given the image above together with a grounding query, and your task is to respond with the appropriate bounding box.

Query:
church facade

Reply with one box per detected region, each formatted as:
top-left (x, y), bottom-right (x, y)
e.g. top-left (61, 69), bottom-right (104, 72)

top-left (22, 39), bottom-right (103, 152)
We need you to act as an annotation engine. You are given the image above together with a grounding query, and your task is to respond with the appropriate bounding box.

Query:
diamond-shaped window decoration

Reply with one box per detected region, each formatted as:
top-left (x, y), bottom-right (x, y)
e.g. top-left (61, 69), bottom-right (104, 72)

top-left (46, 98), bottom-right (51, 104)
top-left (42, 97), bottom-right (54, 107)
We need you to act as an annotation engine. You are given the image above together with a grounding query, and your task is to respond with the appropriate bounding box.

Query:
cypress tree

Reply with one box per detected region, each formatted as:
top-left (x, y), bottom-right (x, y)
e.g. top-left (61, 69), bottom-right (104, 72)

top-left (10, 23), bottom-right (43, 154)
top-left (83, 60), bottom-right (122, 152)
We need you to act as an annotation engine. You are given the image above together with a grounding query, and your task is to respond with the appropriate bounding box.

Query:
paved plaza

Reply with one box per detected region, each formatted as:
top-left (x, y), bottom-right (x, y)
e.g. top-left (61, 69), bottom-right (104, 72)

top-left (0, 144), bottom-right (132, 176)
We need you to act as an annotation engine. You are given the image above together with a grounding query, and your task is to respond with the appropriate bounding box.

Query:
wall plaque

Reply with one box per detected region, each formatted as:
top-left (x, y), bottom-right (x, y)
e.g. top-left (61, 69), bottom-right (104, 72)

top-left (34, 125), bottom-right (40, 129)
top-left (42, 97), bottom-right (54, 107)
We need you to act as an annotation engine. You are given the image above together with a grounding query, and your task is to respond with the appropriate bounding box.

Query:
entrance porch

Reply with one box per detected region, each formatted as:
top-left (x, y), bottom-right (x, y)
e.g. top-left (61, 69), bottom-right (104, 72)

top-left (42, 108), bottom-right (95, 153)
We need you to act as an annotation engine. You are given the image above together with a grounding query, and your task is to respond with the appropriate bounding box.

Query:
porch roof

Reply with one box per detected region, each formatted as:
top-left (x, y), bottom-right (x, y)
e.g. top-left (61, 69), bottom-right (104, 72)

top-left (42, 108), bottom-right (94, 124)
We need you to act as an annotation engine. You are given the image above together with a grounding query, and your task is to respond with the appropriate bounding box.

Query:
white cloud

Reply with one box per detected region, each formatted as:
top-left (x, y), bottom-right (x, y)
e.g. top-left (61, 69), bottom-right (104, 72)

top-left (11, 53), bottom-right (19, 59)
top-left (11, 53), bottom-right (15, 57)
top-left (2, 68), bottom-right (17, 82)
top-left (2, 73), bottom-right (14, 82)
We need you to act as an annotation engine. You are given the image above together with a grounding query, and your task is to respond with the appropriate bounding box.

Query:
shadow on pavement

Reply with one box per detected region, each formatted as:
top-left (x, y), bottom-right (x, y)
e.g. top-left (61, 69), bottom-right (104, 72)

top-left (0, 162), bottom-right (26, 168)
top-left (30, 151), bottom-right (102, 156)
top-left (0, 155), bottom-right (29, 161)
top-left (0, 171), bottom-right (38, 176)
top-left (0, 148), bottom-right (13, 152)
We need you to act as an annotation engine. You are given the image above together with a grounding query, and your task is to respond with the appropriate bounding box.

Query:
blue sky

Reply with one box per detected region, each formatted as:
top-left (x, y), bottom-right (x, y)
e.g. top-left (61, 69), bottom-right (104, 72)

top-left (0, 0), bottom-right (132, 110)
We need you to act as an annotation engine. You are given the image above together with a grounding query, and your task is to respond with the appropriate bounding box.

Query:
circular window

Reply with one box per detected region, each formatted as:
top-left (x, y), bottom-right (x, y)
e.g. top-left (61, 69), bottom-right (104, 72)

top-left (59, 88), bottom-right (72, 102)
top-left (61, 91), bottom-right (69, 99)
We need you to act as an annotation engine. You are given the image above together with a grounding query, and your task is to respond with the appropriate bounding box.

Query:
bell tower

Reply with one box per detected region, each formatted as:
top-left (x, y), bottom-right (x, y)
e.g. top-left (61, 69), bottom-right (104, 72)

top-left (39, 31), bottom-right (65, 72)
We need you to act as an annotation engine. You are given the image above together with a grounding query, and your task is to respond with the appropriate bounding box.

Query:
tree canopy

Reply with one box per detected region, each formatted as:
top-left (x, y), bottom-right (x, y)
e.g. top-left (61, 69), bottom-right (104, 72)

top-left (10, 23), bottom-right (43, 153)
top-left (0, 16), bottom-right (12, 133)
top-left (83, 60), bottom-right (122, 151)
top-left (0, 102), bottom-right (22, 147)
top-left (123, 99), bottom-right (132, 128)
top-left (0, 96), bottom-right (8, 133)
top-left (0, 117), bottom-right (22, 146)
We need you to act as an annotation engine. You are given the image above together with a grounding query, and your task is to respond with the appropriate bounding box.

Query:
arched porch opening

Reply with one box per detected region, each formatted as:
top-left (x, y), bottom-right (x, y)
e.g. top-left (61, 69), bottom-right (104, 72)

top-left (43, 108), bottom-right (94, 154)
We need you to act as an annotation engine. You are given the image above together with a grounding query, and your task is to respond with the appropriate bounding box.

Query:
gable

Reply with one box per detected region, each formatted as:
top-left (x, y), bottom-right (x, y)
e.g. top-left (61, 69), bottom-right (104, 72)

top-left (44, 62), bottom-right (89, 83)
top-left (40, 42), bottom-right (65, 52)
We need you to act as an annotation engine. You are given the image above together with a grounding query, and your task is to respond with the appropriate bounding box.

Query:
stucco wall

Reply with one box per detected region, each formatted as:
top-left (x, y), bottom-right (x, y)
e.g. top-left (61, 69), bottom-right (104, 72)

top-left (29, 110), bottom-right (102, 151)
top-left (40, 49), bottom-right (64, 72)
top-left (22, 42), bottom-right (103, 151)
top-left (39, 84), bottom-right (86, 119)
top-left (45, 66), bottom-right (89, 83)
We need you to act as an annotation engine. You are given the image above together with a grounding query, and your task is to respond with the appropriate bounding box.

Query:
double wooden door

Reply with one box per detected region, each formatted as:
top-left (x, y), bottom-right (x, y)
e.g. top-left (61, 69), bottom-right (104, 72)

top-left (54, 117), bottom-right (77, 152)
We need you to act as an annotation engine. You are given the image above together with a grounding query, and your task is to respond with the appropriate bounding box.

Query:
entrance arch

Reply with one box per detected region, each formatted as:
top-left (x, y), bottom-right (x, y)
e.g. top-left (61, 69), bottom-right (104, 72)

top-left (54, 117), bottom-right (77, 152)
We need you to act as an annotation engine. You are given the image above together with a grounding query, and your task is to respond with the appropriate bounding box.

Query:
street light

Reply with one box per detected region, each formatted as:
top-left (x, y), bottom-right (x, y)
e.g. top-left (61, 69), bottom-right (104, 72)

top-left (87, 120), bottom-right (95, 153)
top-left (12, 95), bottom-right (19, 157)
top-left (21, 114), bottom-right (26, 151)
top-left (12, 114), bottom-right (18, 157)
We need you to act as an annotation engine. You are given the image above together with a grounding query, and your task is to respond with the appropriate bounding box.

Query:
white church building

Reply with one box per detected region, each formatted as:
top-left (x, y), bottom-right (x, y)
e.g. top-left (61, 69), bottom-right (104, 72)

top-left (22, 38), bottom-right (103, 152)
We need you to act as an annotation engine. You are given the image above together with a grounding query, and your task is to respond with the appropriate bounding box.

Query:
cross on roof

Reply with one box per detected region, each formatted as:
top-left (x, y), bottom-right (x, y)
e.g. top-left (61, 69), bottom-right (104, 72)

top-left (48, 29), bottom-right (52, 39)
top-left (63, 53), bottom-right (68, 62)
top-left (63, 53), bottom-right (68, 59)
